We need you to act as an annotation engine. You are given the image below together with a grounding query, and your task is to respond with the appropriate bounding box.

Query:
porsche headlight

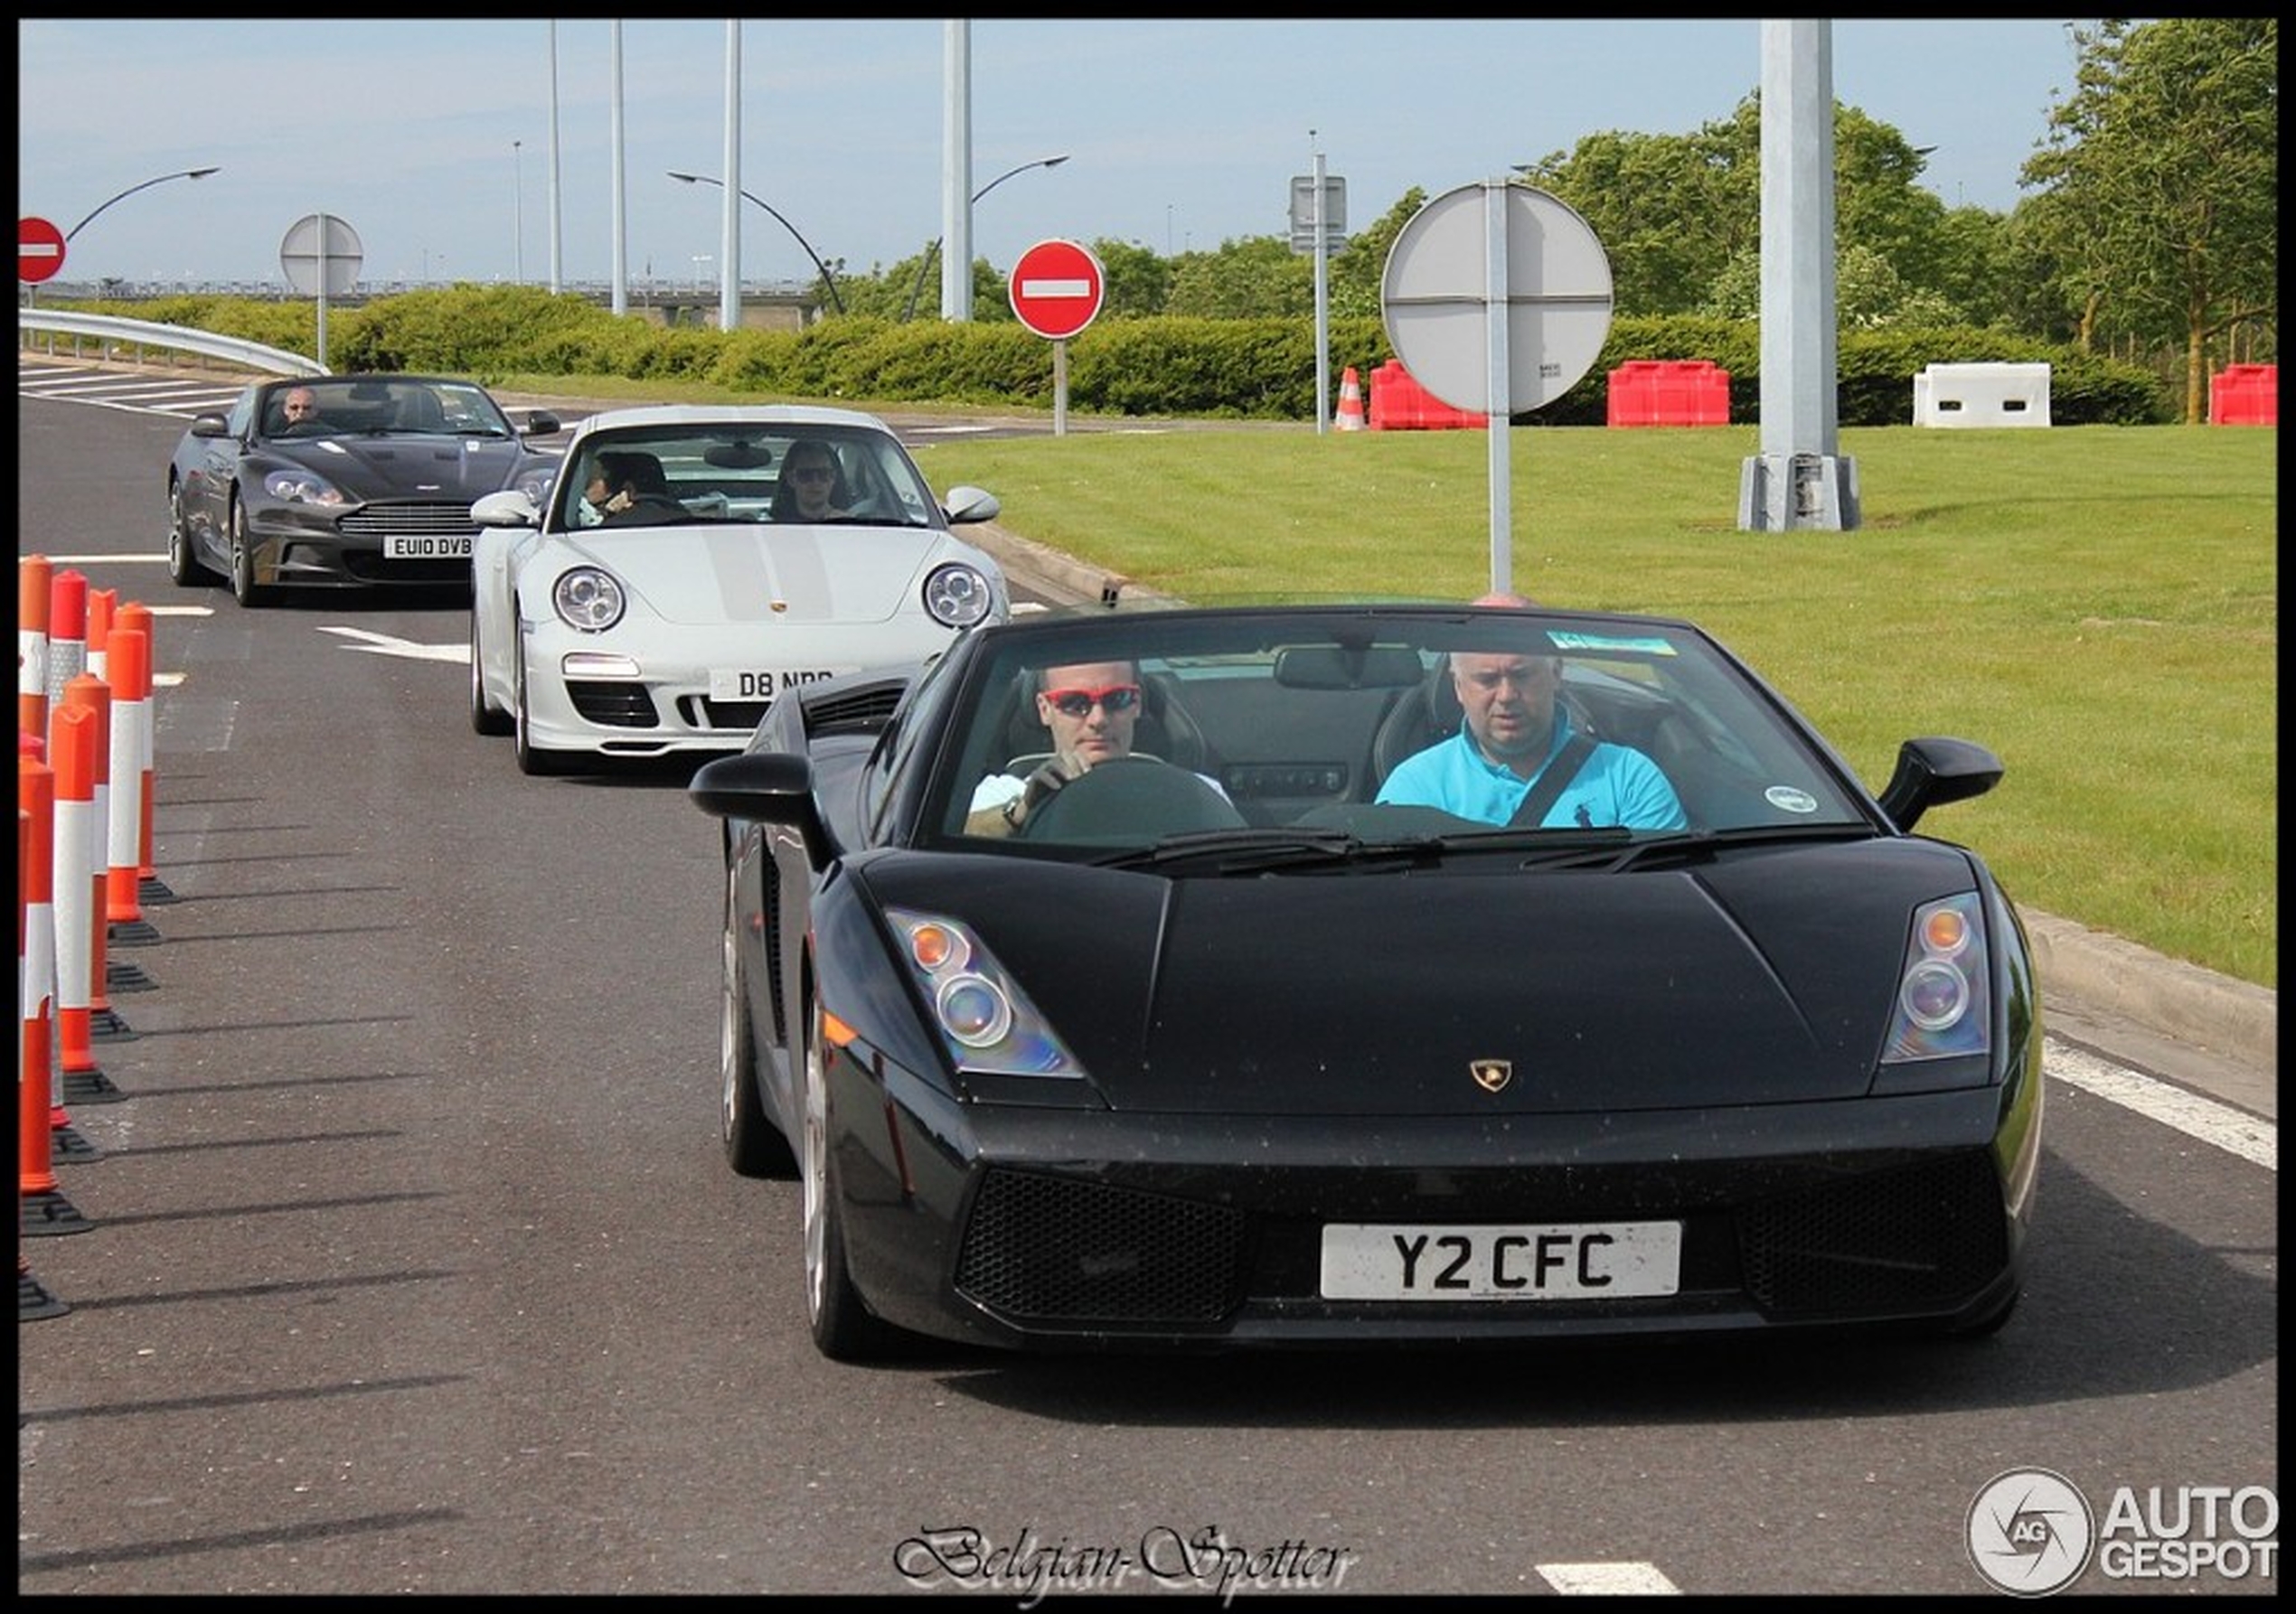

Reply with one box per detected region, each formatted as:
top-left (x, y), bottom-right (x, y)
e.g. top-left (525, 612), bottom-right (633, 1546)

top-left (552, 566), bottom-right (626, 632)
top-left (885, 907), bottom-right (1080, 1078)
top-left (265, 466), bottom-right (348, 506)
top-left (922, 562), bottom-right (995, 629)
top-left (1881, 893), bottom-right (1990, 1062)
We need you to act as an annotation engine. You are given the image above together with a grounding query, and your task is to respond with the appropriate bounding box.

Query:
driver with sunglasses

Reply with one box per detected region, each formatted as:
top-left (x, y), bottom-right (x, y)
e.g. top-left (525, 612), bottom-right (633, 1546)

top-left (965, 659), bottom-right (1222, 836)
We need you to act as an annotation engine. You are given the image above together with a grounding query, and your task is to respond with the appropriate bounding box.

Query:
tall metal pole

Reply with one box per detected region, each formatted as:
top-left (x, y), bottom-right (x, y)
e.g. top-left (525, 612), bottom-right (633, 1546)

top-left (721, 21), bottom-right (742, 333)
top-left (1738, 19), bottom-right (1858, 530)
top-left (512, 140), bottom-right (524, 284)
top-left (941, 20), bottom-right (974, 320)
top-left (1313, 136), bottom-right (1331, 436)
top-left (610, 22), bottom-right (627, 314)
top-left (547, 20), bottom-right (563, 294)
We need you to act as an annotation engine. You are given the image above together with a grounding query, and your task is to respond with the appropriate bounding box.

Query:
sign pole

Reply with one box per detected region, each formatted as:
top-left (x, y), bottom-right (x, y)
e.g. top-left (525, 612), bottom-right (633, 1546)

top-left (1313, 145), bottom-right (1331, 436)
top-left (315, 210), bottom-right (330, 372)
top-left (1052, 340), bottom-right (1068, 437)
top-left (1483, 180), bottom-right (1511, 595)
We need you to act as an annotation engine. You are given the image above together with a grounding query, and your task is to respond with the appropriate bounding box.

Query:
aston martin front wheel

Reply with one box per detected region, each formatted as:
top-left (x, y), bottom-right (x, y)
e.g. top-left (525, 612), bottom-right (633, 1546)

top-left (228, 495), bottom-right (272, 607)
top-left (167, 479), bottom-right (219, 586)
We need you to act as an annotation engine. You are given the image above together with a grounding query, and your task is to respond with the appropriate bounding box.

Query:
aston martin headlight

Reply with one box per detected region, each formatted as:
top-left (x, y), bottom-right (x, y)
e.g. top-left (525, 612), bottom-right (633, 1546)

top-left (265, 467), bottom-right (348, 505)
top-left (552, 566), bottom-right (626, 632)
top-left (885, 906), bottom-right (1079, 1077)
top-left (512, 462), bottom-right (560, 504)
top-left (922, 562), bottom-right (995, 629)
top-left (1881, 892), bottom-right (1991, 1061)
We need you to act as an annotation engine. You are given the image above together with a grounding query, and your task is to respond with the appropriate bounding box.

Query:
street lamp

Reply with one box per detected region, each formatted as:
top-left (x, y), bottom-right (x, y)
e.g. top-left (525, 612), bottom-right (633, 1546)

top-left (666, 171), bottom-right (845, 314)
top-left (904, 154), bottom-right (1069, 322)
top-left (64, 166), bottom-right (221, 243)
top-left (513, 140), bottom-right (525, 284)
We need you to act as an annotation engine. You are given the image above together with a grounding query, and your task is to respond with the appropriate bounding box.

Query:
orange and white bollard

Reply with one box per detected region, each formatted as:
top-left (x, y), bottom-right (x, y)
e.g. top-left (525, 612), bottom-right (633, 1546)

top-left (44, 569), bottom-right (89, 761)
top-left (87, 586), bottom-right (118, 686)
top-left (22, 802), bottom-right (72, 1318)
top-left (1336, 366), bottom-right (1366, 432)
top-left (102, 625), bottom-right (161, 995)
top-left (60, 676), bottom-right (130, 1104)
top-left (51, 701), bottom-right (122, 1118)
top-left (114, 602), bottom-right (176, 907)
top-left (19, 747), bottom-right (90, 1236)
top-left (20, 555), bottom-right (52, 740)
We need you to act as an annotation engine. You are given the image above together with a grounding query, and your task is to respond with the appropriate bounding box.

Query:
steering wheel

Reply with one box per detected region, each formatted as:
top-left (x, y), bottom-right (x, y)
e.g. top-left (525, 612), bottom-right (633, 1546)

top-left (1015, 755), bottom-right (1243, 844)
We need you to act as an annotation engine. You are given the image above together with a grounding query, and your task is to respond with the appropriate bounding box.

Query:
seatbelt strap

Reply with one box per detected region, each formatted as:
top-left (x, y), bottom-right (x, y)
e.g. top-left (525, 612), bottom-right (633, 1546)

top-left (1508, 727), bottom-right (1599, 829)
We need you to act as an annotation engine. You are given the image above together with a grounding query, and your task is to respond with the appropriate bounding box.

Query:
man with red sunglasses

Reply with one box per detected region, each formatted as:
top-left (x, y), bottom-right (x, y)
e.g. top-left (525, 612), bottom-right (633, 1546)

top-left (966, 659), bottom-right (1148, 836)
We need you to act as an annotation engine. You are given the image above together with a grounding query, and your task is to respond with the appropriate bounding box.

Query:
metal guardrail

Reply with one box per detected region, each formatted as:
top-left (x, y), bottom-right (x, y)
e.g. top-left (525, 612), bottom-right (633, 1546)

top-left (16, 310), bottom-right (324, 377)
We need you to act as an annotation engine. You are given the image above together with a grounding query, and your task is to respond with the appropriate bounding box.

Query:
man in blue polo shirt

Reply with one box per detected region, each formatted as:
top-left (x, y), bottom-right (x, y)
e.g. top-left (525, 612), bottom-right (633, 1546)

top-left (1376, 643), bottom-right (1687, 830)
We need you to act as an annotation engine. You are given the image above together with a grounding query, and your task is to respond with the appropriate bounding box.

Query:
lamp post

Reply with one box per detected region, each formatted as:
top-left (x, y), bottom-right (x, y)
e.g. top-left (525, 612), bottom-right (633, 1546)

top-left (63, 166), bottom-right (221, 243)
top-left (904, 154), bottom-right (1069, 322)
top-left (512, 139), bottom-right (525, 284)
top-left (667, 171), bottom-right (845, 315)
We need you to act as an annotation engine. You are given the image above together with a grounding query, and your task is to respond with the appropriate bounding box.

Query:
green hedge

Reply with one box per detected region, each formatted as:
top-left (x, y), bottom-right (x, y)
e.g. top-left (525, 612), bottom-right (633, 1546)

top-left (60, 286), bottom-right (2173, 425)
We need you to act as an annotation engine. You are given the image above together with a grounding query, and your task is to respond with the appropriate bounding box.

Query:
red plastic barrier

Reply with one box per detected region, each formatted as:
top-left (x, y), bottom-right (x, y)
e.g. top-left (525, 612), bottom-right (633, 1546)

top-left (1606, 360), bottom-right (1732, 427)
top-left (2210, 364), bottom-right (2277, 427)
top-left (1367, 359), bottom-right (1489, 432)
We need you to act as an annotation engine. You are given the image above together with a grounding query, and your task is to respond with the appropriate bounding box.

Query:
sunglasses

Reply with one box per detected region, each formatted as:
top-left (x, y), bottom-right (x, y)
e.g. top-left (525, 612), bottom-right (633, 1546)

top-left (1041, 684), bottom-right (1141, 718)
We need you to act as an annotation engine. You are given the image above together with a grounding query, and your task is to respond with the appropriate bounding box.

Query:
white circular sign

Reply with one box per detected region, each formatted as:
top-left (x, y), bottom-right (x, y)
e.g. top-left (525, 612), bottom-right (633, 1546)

top-left (1380, 182), bottom-right (1613, 416)
top-left (279, 211), bottom-right (363, 297)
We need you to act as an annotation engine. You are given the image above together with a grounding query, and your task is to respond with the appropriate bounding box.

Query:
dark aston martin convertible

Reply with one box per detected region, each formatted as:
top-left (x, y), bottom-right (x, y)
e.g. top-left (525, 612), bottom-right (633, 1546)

top-left (688, 599), bottom-right (2043, 1361)
top-left (165, 373), bottom-right (562, 605)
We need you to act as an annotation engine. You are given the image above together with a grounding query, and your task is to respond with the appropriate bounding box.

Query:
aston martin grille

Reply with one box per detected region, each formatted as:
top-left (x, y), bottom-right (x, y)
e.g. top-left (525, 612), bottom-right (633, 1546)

top-left (336, 502), bottom-right (484, 539)
top-left (1737, 1151), bottom-right (2008, 1316)
top-left (955, 1170), bottom-right (1248, 1324)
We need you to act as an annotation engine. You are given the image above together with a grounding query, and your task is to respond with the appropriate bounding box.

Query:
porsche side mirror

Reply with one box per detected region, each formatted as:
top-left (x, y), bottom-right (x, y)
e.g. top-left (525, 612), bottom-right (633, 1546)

top-left (189, 413), bottom-right (231, 438)
top-left (942, 485), bottom-right (1001, 525)
top-left (472, 489), bottom-right (541, 530)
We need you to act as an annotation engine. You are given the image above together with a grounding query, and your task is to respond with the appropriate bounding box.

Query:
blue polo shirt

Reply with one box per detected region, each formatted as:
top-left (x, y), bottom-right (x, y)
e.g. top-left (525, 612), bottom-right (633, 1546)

top-left (1376, 710), bottom-right (1688, 830)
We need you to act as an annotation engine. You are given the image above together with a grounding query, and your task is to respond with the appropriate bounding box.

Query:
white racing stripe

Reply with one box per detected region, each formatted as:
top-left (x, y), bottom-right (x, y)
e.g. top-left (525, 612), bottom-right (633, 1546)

top-left (2044, 1037), bottom-right (2275, 1170)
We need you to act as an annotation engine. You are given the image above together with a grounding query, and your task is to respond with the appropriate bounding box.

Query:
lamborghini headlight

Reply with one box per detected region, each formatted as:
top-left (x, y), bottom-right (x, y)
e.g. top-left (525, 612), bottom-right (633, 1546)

top-left (885, 906), bottom-right (1080, 1078)
top-left (1881, 893), bottom-right (1991, 1062)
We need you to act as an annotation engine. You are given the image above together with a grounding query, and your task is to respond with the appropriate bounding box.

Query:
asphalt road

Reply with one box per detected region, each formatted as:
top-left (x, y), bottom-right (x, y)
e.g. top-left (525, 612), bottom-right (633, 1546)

top-left (14, 373), bottom-right (2280, 1596)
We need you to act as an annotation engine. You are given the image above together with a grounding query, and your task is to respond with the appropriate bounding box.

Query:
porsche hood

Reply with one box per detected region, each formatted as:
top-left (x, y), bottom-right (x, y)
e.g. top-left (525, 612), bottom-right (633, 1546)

top-left (556, 524), bottom-right (970, 624)
top-left (869, 841), bottom-right (1985, 1118)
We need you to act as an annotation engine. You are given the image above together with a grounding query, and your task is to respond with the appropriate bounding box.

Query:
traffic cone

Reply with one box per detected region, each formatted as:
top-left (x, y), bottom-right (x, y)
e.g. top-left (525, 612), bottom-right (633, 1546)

top-left (1336, 366), bottom-right (1365, 431)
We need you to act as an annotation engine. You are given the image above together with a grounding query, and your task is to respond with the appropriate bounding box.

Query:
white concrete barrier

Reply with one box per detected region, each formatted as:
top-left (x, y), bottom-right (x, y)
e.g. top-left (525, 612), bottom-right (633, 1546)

top-left (1913, 361), bottom-right (2052, 427)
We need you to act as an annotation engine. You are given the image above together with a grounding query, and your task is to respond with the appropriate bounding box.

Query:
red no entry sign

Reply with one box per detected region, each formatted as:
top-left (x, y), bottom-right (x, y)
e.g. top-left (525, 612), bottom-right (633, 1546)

top-left (20, 215), bottom-right (66, 284)
top-left (1008, 238), bottom-right (1105, 341)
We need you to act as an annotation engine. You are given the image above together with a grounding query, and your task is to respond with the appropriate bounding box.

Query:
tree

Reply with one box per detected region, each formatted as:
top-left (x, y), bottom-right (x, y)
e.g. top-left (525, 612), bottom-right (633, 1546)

top-left (2020, 18), bottom-right (2278, 421)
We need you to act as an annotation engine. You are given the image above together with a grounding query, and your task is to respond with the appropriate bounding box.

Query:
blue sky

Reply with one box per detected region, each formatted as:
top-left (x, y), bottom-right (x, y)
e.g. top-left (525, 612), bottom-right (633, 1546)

top-left (18, 19), bottom-right (2089, 293)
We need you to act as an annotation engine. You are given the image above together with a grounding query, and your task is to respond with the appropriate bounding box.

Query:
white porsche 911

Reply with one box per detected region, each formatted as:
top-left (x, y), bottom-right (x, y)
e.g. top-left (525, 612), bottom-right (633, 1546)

top-left (468, 404), bottom-right (1009, 774)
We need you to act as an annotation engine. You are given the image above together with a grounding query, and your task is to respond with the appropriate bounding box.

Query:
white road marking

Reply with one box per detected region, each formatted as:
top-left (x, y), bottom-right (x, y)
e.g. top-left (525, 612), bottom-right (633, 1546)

top-left (315, 624), bottom-right (469, 662)
top-left (1539, 1562), bottom-right (1683, 1594)
top-left (2044, 1037), bottom-right (2274, 1170)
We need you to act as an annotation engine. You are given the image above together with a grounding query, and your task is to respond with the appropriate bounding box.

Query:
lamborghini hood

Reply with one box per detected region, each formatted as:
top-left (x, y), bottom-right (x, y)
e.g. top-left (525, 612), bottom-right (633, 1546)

top-left (868, 840), bottom-right (1984, 1118)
